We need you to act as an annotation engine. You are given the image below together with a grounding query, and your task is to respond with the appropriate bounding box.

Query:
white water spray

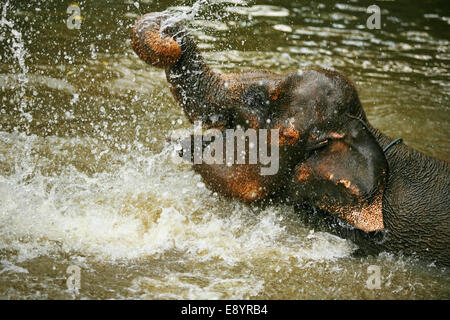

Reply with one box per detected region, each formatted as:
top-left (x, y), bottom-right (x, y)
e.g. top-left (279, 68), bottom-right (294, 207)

top-left (0, 1), bottom-right (32, 125)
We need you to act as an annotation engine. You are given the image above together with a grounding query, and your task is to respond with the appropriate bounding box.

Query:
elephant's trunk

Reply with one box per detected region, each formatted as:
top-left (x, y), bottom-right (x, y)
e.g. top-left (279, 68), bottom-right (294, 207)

top-left (130, 13), bottom-right (183, 68)
top-left (131, 13), bottom-right (232, 127)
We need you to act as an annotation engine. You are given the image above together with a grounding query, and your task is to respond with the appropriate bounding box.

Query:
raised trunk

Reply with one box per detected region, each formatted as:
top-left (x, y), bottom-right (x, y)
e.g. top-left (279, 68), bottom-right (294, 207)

top-left (165, 30), bottom-right (234, 127)
top-left (131, 13), bottom-right (232, 128)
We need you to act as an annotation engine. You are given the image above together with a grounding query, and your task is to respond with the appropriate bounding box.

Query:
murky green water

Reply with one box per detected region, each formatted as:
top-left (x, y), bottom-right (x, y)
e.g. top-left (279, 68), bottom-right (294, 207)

top-left (0, 0), bottom-right (449, 299)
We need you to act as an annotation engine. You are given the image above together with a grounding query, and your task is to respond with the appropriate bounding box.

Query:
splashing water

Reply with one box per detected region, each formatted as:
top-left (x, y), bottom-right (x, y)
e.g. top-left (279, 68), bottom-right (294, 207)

top-left (0, 130), bottom-right (357, 299)
top-left (0, 0), bottom-right (32, 126)
top-left (0, 0), bottom-right (449, 299)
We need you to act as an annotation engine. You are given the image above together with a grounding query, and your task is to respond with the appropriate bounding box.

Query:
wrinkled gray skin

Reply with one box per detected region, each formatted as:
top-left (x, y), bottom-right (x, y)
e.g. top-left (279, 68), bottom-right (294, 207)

top-left (297, 130), bottom-right (450, 267)
top-left (131, 12), bottom-right (450, 267)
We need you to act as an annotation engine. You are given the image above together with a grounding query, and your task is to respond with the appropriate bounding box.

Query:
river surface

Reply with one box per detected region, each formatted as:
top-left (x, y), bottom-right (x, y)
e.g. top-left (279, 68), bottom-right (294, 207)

top-left (0, 0), bottom-right (449, 299)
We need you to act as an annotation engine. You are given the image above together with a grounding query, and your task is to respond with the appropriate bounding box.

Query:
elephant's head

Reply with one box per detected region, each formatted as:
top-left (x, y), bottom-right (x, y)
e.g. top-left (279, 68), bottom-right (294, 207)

top-left (274, 70), bottom-right (389, 232)
top-left (130, 13), bottom-right (389, 232)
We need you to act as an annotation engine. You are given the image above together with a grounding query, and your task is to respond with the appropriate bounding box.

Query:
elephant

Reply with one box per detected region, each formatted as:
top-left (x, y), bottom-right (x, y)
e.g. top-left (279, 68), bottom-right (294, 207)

top-left (130, 13), bottom-right (450, 267)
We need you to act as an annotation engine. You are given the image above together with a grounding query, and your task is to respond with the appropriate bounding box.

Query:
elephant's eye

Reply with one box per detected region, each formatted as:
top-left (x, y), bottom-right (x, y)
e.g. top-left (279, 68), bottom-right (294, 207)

top-left (309, 139), bottom-right (329, 151)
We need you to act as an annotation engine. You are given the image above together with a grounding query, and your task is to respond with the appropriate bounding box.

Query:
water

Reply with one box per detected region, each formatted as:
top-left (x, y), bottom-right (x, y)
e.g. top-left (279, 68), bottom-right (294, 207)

top-left (0, 0), bottom-right (449, 299)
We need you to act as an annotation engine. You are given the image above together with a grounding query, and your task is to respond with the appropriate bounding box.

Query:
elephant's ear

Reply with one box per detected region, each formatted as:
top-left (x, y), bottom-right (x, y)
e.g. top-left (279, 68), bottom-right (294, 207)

top-left (295, 121), bottom-right (388, 232)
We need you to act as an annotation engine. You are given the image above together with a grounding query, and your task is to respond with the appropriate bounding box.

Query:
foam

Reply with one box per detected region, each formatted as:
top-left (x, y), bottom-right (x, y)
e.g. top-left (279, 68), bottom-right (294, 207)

top-left (0, 132), bottom-right (355, 267)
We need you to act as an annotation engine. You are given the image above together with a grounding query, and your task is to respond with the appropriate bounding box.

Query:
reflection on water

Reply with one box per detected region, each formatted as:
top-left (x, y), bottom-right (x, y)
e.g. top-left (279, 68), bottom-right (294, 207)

top-left (0, 0), bottom-right (449, 299)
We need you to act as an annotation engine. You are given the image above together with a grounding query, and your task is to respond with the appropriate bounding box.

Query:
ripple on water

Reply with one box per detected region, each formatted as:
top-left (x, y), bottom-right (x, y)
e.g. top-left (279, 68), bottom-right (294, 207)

top-left (0, 0), bottom-right (449, 299)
